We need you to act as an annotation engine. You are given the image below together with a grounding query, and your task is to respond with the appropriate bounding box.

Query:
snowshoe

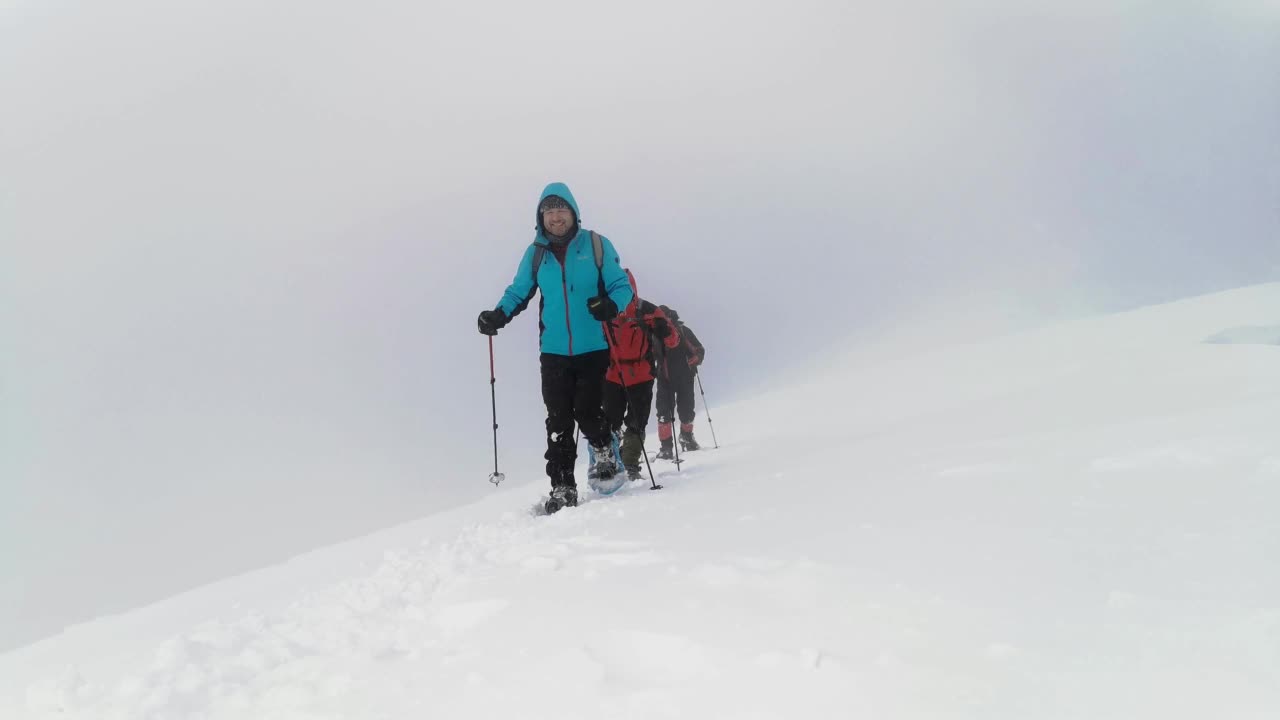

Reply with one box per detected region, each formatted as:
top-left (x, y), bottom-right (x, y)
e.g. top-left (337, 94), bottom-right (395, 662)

top-left (544, 486), bottom-right (579, 515)
top-left (587, 434), bottom-right (626, 495)
top-left (591, 443), bottom-right (620, 479)
top-left (587, 431), bottom-right (624, 480)
top-left (590, 472), bottom-right (627, 496)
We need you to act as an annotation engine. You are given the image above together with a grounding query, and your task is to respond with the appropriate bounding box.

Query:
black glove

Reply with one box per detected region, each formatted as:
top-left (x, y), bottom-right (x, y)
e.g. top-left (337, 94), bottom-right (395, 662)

top-left (587, 295), bottom-right (619, 321)
top-left (477, 309), bottom-right (507, 336)
top-left (650, 317), bottom-right (672, 339)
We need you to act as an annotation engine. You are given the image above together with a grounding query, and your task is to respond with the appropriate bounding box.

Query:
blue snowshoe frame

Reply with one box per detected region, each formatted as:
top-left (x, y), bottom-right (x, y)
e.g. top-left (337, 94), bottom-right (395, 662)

top-left (586, 431), bottom-right (627, 495)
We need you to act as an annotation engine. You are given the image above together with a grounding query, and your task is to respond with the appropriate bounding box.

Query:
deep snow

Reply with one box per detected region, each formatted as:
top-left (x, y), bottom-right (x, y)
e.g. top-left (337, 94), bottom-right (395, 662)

top-left (3, 284), bottom-right (1278, 719)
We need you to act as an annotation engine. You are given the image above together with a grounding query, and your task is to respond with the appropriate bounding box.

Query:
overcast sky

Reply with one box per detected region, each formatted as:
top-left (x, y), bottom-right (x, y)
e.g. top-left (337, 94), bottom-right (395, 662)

top-left (2, 0), bottom-right (1277, 651)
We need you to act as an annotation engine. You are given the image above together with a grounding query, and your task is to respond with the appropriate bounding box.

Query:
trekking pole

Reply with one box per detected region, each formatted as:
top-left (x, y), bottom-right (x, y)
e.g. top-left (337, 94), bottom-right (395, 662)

top-left (487, 337), bottom-right (505, 486)
top-left (695, 371), bottom-right (719, 449)
top-left (670, 412), bottom-right (682, 468)
top-left (665, 363), bottom-right (683, 471)
top-left (602, 321), bottom-right (662, 490)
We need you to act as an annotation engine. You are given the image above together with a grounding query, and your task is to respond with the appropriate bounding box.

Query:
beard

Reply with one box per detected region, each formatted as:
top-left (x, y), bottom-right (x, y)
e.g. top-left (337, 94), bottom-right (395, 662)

top-left (544, 222), bottom-right (578, 244)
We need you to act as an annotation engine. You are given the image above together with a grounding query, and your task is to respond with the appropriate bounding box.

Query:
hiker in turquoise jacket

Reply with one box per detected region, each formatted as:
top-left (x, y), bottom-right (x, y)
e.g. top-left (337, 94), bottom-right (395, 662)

top-left (477, 182), bottom-right (634, 513)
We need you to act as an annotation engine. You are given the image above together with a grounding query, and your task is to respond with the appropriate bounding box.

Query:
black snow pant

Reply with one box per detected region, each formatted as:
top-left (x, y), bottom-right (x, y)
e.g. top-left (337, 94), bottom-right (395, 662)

top-left (541, 350), bottom-right (611, 488)
top-left (603, 377), bottom-right (655, 436)
top-left (655, 360), bottom-right (696, 425)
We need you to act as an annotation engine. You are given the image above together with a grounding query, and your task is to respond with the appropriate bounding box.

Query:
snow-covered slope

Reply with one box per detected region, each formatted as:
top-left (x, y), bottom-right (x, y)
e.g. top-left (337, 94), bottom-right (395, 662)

top-left (4, 284), bottom-right (1279, 719)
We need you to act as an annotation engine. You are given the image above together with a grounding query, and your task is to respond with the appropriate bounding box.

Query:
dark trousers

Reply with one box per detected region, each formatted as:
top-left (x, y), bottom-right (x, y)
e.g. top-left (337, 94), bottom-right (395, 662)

top-left (655, 361), bottom-right (696, 425)
top-left (603, 378), bottom-right (655, 436)
top-left (541, 350), bottom-right (611, 487)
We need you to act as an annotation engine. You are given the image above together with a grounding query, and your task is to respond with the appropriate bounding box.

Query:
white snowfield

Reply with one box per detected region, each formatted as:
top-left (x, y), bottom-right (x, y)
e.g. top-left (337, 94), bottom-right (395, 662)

top-left (4, 284), bottom-right (1279, 719)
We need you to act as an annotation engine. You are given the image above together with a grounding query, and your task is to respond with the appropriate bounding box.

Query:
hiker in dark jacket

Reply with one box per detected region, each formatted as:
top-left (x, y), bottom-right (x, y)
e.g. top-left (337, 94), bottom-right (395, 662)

top-left (476, 182), bottom-right (634, 514)
top-left (654, 305), bottom-right (705, 459)
top-left (602, 269), bottom-right (681, 478)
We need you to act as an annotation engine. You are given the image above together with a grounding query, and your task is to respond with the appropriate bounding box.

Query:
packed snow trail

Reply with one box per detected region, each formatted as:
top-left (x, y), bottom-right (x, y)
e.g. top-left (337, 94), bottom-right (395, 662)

top-left (3, 284), bottom-right (1279, 719)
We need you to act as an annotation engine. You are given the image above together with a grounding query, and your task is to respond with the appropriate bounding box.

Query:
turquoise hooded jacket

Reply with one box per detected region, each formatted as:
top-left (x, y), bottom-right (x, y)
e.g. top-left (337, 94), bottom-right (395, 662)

top-left (495, 183), bottom-right (634, 356)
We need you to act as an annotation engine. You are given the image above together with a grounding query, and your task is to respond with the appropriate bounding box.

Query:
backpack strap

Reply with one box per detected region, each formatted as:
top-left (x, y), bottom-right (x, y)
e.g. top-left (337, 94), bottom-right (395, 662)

top-left (590, 231), bottom-right (606, 296)
top-left (590, 231), bottom-right (604, 268)
top-left (529, 244), bottom-right (547, 290)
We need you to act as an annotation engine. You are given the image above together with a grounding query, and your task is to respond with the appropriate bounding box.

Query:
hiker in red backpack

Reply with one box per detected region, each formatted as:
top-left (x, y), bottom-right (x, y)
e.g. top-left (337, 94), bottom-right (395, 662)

top-left (654, 305), bottom-right (706, 458)
top-left (603, 269), bottom-right (682, 479)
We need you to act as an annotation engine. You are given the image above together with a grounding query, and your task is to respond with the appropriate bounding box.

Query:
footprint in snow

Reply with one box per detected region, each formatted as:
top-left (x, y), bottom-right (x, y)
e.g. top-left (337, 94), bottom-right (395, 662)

top-left (587, 630), bottom-right (717, 679)
top-left (583, 551), bottom-right (664, 568)
top-left (432, 598), bottom-right (509, 636)
top-left (520, 555), bottom-right (563, 573)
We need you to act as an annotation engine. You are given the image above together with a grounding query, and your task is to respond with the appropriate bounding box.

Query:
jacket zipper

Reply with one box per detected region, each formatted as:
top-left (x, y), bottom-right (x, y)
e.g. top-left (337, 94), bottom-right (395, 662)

top-left (560, 254), bottom-right (573, 356)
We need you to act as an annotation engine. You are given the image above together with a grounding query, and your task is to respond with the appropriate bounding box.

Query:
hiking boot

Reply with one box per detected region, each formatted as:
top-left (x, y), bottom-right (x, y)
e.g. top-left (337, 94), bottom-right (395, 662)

top-left (586, 446), bottom-right (603, 480)
top-left (545, 485), bottom-right (578, 514)
top-left (655, 437), bottom-right (675, 461)
top-left (590, 441), bottom-right (619, 479)
top-left (620, 430), bottom-right (645, 477)
top-left (679, 428), bottom-right (700, 452)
